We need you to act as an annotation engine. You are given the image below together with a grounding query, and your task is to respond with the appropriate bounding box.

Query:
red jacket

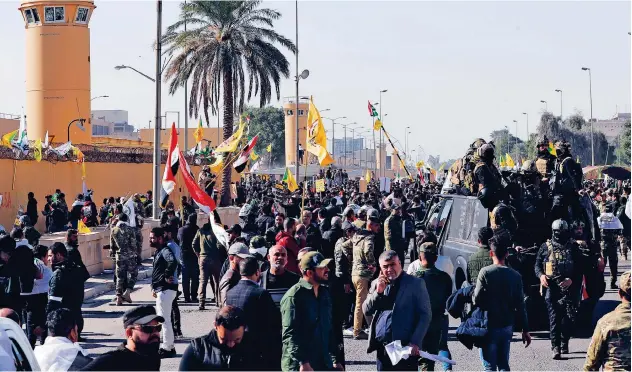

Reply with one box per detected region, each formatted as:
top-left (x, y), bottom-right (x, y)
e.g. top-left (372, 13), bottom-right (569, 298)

top-left (275, 231), bottom-right (305, 275)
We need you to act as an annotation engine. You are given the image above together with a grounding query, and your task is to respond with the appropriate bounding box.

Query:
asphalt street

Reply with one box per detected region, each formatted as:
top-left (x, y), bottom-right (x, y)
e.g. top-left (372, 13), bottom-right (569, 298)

top-left (78, 259), bottom-right (629, 371)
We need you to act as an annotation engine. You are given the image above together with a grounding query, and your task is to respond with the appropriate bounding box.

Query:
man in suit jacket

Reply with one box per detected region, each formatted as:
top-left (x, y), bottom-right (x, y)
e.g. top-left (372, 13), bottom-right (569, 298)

top-left (226, 256), bottom-right (280, 370)
top-left (363, 250), bottom-right (432, 371)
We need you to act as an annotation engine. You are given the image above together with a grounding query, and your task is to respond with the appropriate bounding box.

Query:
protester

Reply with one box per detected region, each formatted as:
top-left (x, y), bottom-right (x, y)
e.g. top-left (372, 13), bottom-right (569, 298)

top-left (225, 256), bottom-right (280, 369)
top-left (193, 221), bottom-right (225, 310)
top-left (261, 245), bottom-right (299, 307)
top-left (179, 306), bottom-right (261, 370)
top-left (363, 250), bottom-right (432, 371)
top-left (301, 210), bottom-right (322, 253)
top-left (26, 192), bottom-right (38, 227)
top-left (69, 194), bottom-right (84, 229)
top-left (583, 270), bottom-right (631, 371)
top-left (23, 244), bottom-right (52, 348)
top-left (322, 216), bottom-right (343, 259)
top-left (473, 230), bottom-right (531, 370)
top-left (164, 219), bottom-right (183, 339)
top-left (149, 227), bottom-right (178, 358)
top-left (110, 213), bottom-right (139, 305)
top-left (218, 243), bottom-right (252, 307)
top-left (351, 216), bottom-right (378, 340)
top-left (280, 252), bottom-right (342, 371)
top-left (466, 227), bottom-right (494, 285)
top-left (276, 218), bottom-right (303, 275)
top-left (82, 305), bottom-right (162, 370)
top-left (335, 221), bottom-right (356, 334)
top-left (178, 213), bottom-right (200, 303)
top-left (34, 308), bottom-right (92, 371)
top-left (20, 215), bottom-right (41, 247)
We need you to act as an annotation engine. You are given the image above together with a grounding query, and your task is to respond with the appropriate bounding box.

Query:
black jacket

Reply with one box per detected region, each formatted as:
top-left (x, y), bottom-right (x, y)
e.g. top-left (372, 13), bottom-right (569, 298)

top-left (47, 260), bottom-right (86, 312)
top-left (27, 198), bottom-right (38, 225)
top-left (152, 246), bottom-right (179, 292)
top-left (179, 329), bottom-right (261, 371)
top-left (178, 223), bottom-right (199, 261)
top-left (65, 244), bottom-right (91, 283)
top-left (8, 244), bottom-right (37, 295)
top-left (447, 285), bottom-right (488, 350)
top-left (305, 223), bottom-right (322, 252)
top-left (255, 214), bottom-right (275, 236)
top-left (81, 343), bottom-right (160, 371)
top-left (321, 226), bottom-right (343, 259)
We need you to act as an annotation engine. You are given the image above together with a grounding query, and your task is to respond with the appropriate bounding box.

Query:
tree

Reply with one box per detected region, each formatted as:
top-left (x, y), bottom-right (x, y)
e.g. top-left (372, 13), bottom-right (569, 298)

top-left (162, 1), bottom-right (296, 206)
top-left (563, 112), bottom-right (586, 131)
top-left (615, 120), bottom-right (631, 166)
top-left (242, 106), bottom-right (285, 168)
top-left (489, 129), bottom-right (524, 163)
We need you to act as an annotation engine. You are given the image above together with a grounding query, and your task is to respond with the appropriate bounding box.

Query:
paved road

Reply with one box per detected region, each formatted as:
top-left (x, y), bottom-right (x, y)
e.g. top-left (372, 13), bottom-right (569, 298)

top-left (78, 259), bottom-right (629, 371)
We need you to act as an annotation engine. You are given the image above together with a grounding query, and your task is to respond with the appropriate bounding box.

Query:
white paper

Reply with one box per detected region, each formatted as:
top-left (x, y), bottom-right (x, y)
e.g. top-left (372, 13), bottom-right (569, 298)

top-left (384, 340), bottom-right (456, 366)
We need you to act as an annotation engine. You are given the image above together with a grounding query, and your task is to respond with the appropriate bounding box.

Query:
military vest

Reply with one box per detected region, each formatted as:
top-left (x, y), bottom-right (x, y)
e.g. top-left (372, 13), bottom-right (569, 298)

top-left (545, 240), bottom-right (574, 278)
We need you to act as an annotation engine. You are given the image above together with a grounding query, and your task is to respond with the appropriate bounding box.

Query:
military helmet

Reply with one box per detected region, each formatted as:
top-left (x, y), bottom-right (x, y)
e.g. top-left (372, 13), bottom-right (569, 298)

top-left (470, 138), bottom-right (487, 149)
top-left (554, 140), bottom-right (571, 152)
top-left (536, 135), bottom-right (549, 147)
top-left (551, 219), bottom-right (569, 231)
top-left (521, 159), bottom-right (536, 173)
top-left (477, 143), bottom-right (495, 160)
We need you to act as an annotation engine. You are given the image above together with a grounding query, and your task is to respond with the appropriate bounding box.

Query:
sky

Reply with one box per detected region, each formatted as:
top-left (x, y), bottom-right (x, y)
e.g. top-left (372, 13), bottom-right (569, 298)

top-left (0, 0), bottom-right (630, 160)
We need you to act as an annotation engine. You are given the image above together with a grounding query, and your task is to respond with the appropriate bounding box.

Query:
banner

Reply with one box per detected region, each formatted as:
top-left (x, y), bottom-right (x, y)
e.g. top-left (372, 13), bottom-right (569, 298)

top-left (306, 97), bottom-right (334, 166)
top-left (315, 179), bottom-right (325, 192)
top-left (215, 119), bottom-right (245, 153)
top-left (50, 142), bottom-right (73, 156)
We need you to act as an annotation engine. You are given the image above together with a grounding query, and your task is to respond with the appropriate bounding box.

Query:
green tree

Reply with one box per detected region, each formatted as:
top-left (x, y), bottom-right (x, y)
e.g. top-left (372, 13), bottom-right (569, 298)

top-left (615, 120), bottom-right (631, 166)
top-left (242, 106), bottom-right (285, 168)
top-left (162, 1), bottom-right (296, 206)
top-left (490, 129), bottom-right (524, 163)
top-left (563, 112), bottom-right (586, 131)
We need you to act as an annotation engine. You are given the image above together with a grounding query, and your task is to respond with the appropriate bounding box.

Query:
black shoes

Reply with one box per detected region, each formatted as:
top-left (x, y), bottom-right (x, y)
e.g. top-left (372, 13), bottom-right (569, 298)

top-left (611, 282), bottom-right (618, 290)
top-left (552, 347), bottom-right (562, 360)
top-left (158, 348), bottom-right (176, 359)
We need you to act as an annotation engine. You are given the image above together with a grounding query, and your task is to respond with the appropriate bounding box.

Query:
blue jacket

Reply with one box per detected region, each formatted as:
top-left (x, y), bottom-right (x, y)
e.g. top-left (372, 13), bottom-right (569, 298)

top-left (446, 285), bottom-right (488, 350)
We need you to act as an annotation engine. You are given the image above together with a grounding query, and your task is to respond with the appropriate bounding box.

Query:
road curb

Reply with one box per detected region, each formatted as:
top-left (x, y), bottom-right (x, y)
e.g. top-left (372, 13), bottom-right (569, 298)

top-left (84, 268), bottom-right (153, 301)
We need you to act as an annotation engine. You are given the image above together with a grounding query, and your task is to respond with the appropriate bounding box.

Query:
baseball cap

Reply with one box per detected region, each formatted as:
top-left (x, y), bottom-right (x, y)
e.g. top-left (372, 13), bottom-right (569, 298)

top-left (228, 242), bottom-right (252, 258)
top-left (367, 208), bottom-right (379, 221)
top-left (123, 305), bottom-right (164, 329)
top-left (418, 242), bottom-right (437, 255)
top-left (342, 221), bottom-right (357, 232)
top-left (620, 271), bottom-right (631, 299)
top-left (299, 251), bottom-right (332, 272)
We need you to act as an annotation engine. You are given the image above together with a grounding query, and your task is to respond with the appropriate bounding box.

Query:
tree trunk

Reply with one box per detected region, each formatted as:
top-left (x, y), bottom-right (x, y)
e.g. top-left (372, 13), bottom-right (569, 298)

top-left (219, 67), bottom-right (234, 207)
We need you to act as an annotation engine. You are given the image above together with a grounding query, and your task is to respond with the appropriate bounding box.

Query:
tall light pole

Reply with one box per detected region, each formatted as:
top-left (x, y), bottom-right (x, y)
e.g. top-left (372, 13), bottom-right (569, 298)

top-left (554, 89), bottom-right (563, 120)
top-left (114, 65), bottom-right (155, 82)
top-left (294, 0), bottom-right (309, 180)
top-left (540, 100), bottom-right (548, 112)
top-left (340, 122), bottom-right (357, 166)
top-left (379, 89), bottom-right (387, 177)
top-left (153, 0), bottom-right (163, 219)
top-left (91, 95), bottom-right (109, 101)
top-left (323, 116), bottom-right (346, 158)
top-left (582, 67), bottom-right (595, 166)
top-left (183, 0), bottom-right (188, 152)
top-left (522, 112), bottom-right (529, 140)
top-left (404, 125), bottom-right (410, 165)
top-left (512, 119), bottom-right (519, 162)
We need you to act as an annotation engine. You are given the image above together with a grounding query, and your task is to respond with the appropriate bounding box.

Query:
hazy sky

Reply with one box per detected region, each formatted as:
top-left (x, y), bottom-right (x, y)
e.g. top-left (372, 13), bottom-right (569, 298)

top-left (1, 1), bottom-right (630, 160)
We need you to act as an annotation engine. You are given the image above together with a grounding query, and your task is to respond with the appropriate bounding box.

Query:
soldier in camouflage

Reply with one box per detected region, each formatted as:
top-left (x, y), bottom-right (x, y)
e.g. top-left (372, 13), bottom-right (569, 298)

top-left (599, 207), bottom-right (623, 290)
top-left (535, 219), bottom-right (583, 359)
top-left (533, 135), bottom-right (556, 183)
top-left (110, 213), bottom-right (139, 306)
top-left (350, 218), bottom-right (378, 339)
top-left (583, 270), bottom-right (631, 371)
top-left (384, 201), bottom-right (406, 264)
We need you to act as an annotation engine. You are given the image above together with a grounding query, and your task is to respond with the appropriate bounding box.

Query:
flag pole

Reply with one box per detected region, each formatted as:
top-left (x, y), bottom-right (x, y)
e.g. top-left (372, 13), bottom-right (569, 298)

top-left (381, 126), bottom-right (412, 179)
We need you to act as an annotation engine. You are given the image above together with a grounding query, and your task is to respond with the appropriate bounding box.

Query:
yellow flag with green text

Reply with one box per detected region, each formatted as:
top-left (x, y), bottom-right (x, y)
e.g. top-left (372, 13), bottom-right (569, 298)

top-left (250, 151), bottom-right (259, 161)
top-left (282, 168), bottom-right (298, 192)
top-left (1, 130), bottom-right (18, 148)
top-left (33, 139), bottom-right (42, 162)
top-left (215, 119), bottom-right (245, 153)
top-left (373, 119), bottom-right (382, 131)
top-left (306, 97), bottom-right (334, 166)
top-left (194, 118), bottom-right (204, 144)
top-left (505, 153), bottom-right (515, 168)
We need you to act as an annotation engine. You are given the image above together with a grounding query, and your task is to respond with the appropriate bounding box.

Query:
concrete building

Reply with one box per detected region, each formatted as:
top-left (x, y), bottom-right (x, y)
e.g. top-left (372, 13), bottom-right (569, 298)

top-left (0, 113), bottom-right (20, 133)
top-left (20, 0), bottom-right (95, 144)
top-left (91, 109), bottom-right (138, 139)
top-left (283, 97), bottom-right (309, 167)
top-left (593, 113), bottom-right (630, 143)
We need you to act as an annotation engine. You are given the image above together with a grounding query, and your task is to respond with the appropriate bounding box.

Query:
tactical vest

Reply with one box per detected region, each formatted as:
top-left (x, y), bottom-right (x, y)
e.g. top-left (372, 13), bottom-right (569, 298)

top-left (535, 157), bottom-right (548, 177)
top-left (545, 240), bottom-right (574, 278)
top-left (469, 162), bottom-right (486, 194)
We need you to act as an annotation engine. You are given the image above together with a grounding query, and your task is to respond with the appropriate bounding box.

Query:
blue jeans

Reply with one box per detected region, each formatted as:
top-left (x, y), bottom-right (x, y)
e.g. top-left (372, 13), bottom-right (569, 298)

top-left (479, 326), bottom-right (513, 371)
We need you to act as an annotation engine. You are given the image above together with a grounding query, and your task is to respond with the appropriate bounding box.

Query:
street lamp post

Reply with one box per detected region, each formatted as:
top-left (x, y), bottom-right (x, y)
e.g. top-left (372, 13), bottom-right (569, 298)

top-left (165, 111), bottom-right (180, 131)
top-left (582, 67), bottom-right (595, 166)
top-left (323, 116), bottom-right (346, 158)
top-left (152, 0), bottom-right (163, 219)
top-left (540, 100), bottom-right (548, 112)
top-left (67, 118), bottom-right (86, 142)
top-left (555, 89), bottom-right (563, 120)
top-left (91, 95), bottom-right (109, 101)
top-left (512, 120), bottom-right (518, 162)
top-left (379, 89), bottom-right (387, 177)
top-left (522, 112), bottom-right (528, 140)
top-left (404, 126), bottom-right (410, 165)
top-left (114, 65), bottom-right (156, 82)
top-left (340, 122), bottom-right (357, 167)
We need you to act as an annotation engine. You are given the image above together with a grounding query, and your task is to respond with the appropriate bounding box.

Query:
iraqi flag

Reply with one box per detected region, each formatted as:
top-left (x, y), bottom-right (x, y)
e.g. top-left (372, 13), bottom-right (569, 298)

top-left (233, 135), bottom-right (259, 173)
top-left (161, 124), bottom-right (180, 207)
top-left (178, 148), bottom-right (216, 213)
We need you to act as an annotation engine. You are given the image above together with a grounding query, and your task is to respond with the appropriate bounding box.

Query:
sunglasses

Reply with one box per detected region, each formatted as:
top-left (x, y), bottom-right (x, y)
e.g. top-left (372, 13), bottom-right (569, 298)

top-left (134, 323), bottom-right (162, 334)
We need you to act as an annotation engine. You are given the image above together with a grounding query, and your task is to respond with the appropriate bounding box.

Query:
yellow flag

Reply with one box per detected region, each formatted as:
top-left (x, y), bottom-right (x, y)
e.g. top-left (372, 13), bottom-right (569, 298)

top-left (250, 151), bottom-right (259, 161)
top-left (416, 160), bottom-right (425, 169)
top-left (548, 141), bottom-right (557, 157)
top-left (209, 154), bottom-right (224, 173)
top-left (305, 97), bottom-right (334, 166)
top-left (505, 153), bottom-right (515, 168)
top-left (33, 139), bottom-right (42, 162)
top-left (282, 168), bottom-right (298, 192)
top-left (438, 163), bottom-right (445, 172)
top-left (78, 220), bottom-right (91, 234)
top-left (194, 118), bottom-right (204, 144)
top-left (1, 130), bottom-right (18, 148)
top-left (373, 119), bottom-right (382, 131)
top-left (266, 144), bottom-right (272, 153)
top-left (215, 118), bottom-right (245, 153)
top-left (71, 146), bottom-right (84, 162)
top-left (366, 169), bottom-right (371, 183)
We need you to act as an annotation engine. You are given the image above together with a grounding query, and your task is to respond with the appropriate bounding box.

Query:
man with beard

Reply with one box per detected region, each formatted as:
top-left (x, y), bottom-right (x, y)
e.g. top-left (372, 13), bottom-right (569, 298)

top-left (46, 243), bottom-right (86, 343)
top-left (550, 141), bottom-right (583, 221)
top-left (63, 229), bottom-right (90, 339)
top-left (281, 251), bottom-right (342, 371)
top-left (256, 204), bottom-right (276, 236)
top-left (276, 218), bottom-right (304, 275)
top-left (533, 135), bottom-right (556, 183)
top-left (265, 213), bottom-right (285, 247)
top-left (82, 305), bottom-right (163, 370)
top-left (149, 227), bottom-right (179, 359)
top-left (179, 306), bottom-right (261, 370)
top-left (193, 221), bottom-right (226, 310)
top-left (34, 308), bottom-right (92, 371)
top-left (218, 243), bottom-right (252, 307)
top-left (384, 201), bottom-right (406, 265)
top-left (261, 245), bottom-right (299, 308)
top-left (322, 217), bottom-right (344, 259)
top-left (302, 210), bottom-right (322, 253)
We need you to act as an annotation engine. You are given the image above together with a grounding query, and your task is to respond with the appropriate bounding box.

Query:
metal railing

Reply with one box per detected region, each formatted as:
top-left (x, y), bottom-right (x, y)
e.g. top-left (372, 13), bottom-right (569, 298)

top-left (0, 113), bottom-right (20, 120)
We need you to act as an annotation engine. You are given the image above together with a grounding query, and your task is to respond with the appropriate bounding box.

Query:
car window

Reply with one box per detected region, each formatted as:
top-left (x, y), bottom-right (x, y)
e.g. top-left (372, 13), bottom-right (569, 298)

top-left (435, 199), bottom-right (453, 240)
top-left (9, 338), bottom-right (31, 371)
top-left (425, 199), bottom-right (445, 233)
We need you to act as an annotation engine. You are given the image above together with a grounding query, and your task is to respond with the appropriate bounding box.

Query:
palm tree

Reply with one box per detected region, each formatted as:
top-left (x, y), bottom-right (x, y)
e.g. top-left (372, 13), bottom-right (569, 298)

top-left (163, 0), bottom-right (296, 206)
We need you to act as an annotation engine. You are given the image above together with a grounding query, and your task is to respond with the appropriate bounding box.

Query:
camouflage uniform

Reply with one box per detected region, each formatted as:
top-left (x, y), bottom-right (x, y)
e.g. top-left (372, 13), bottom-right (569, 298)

top-left (583, 271), bottom-right (631, 371)
top-left (384, 212), bottom-right (405, 264)
top-left (110, 223), bottom-right (139, 296)
top-left (350, 229), bottom-right (376, 337)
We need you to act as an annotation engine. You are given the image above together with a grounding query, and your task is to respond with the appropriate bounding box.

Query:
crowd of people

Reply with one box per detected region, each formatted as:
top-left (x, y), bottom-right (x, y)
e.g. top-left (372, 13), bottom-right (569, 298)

top-left (0, 133), bottom-right (628, 371)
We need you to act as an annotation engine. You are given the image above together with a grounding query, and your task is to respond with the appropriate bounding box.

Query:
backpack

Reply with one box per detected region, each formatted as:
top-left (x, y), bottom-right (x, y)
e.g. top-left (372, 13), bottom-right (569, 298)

top-left (82, 204), bottom-right (93, 218)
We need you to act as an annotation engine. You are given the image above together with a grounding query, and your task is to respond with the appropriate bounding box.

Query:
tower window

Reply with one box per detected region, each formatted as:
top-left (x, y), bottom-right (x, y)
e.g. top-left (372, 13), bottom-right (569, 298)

top-left (24, 9), bottom-right (34, 23)
top-left (287, 110), bottom-right (294, 116)
top-left (298, 109), bottom-right (305, 116)
top-left (24, 8), bottom-right (40, 24)
top-left (44, 6), bottom-right (65, 23)
top-left (75, 7), bottom-right (89, 24)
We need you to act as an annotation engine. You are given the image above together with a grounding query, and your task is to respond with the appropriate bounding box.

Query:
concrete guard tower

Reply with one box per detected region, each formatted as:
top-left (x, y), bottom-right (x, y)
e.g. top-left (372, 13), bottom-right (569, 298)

top-left (19, 0), bottom-right (95, 144)
top-left (283, 97), bottom-right (309, 168)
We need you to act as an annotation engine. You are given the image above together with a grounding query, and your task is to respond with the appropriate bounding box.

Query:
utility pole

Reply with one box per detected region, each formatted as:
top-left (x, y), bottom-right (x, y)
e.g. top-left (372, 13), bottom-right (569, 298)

top-left (152, 0), bottom-right (162, 219)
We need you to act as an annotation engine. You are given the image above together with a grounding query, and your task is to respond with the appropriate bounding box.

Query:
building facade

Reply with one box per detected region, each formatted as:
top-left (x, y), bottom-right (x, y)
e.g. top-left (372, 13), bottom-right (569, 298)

top-left (593, 113), bottom-right (630, 144)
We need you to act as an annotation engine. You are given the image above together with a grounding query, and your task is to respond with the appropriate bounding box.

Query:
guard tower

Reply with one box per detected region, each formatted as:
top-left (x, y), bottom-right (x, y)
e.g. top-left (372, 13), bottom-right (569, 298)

top-left (283, 97), bottom-right (309, 168)
top-left (19, 0), bottom-right (95, 144)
